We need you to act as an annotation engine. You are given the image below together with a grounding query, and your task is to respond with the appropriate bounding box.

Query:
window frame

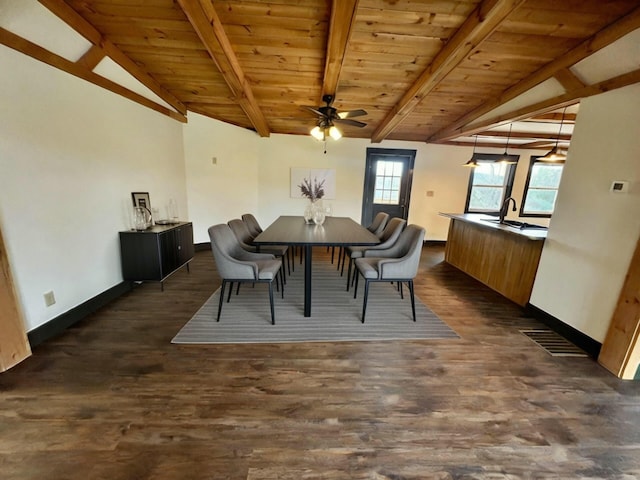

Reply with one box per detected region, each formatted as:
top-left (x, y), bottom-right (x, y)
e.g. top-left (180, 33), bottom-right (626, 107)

top-left (519, 155), bottom-right (564, 218)
top-left (464, 153), bottom-right (519, 215)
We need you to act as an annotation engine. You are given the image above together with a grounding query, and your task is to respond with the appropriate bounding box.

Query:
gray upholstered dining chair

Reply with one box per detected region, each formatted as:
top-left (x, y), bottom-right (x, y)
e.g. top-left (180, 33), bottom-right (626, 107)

top-left (241, 213), bottom-right (263, 238)
top-left (344, 217), bottom-right (406, 291)
top-left (336, 212), bottom-right (390, 271)
top-left (241, 213), bottom-right (294, 273)
top-left (368, 212), bottom-right (390, 236)
top-left (228, 218), bottom-right (290, 281)
top-left (352, 224), bottom-right (426, 323)
top-left (208, 224), bottom-right (283, 325)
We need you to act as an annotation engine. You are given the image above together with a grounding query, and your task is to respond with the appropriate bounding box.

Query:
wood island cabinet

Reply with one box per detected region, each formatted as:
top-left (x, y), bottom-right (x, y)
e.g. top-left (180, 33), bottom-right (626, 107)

top-left (119, 222), bottom-right (194, 289)
top-left (442, 214), bottom-right (546, 306)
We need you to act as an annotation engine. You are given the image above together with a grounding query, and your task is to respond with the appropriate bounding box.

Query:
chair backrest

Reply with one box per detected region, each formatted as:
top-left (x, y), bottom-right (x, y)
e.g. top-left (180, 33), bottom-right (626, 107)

top-left (241, 213), bottom-right (262, 237)
top-left (367, 212), bottom-right (390, 237)
top-left (372, 217), bottom-right (406, 250)
top-left (228, 218), bottom-right (257, 251)
top-left (379, 224), bottom-right (426, 280)
top-left (208, 224), bottom-right (256, 279)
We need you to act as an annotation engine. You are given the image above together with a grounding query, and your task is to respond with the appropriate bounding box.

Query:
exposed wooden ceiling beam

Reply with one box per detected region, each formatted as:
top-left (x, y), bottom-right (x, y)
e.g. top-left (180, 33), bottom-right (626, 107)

top-left (554, 68), bottom-right (587, 92)
top-left (429, 5), bottom-right (640, 143)
top-left (38, 0), bottom-right (187, 117)
top-left (76, 45), bottom-right (105, 71)
top-left (177, 0), bottom-right (270, 137)
top-left (432, 67), bottom-right (640, 142)
top-left (475, 130), bottom-right (572, 141)
top-left (0, 27), bottom-right (186, 123)
top-left (322, 0), bottom-right (359, 99)
top-left (370, 0), bottom-right (527, 143)
top-left (526, 113), bottom-right (578, 123)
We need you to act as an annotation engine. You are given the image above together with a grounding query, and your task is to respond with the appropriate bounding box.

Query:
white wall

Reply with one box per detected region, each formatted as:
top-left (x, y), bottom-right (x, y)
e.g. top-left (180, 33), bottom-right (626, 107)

top-left (0, 46), bottom-right (187, 331)
top-left (184, 125), bottom-right (490, 243)
top-left (183, 114), bottom-right (547, 244)
top-left (531, 83), bottom-right (640, 342)
top-left (183, 113), bottom-right (260, 244)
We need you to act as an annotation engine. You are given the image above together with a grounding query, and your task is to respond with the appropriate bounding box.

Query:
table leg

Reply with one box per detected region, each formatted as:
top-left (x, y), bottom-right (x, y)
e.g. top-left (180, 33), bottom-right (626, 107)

top-left (304, 244), bottom-right (312, 317)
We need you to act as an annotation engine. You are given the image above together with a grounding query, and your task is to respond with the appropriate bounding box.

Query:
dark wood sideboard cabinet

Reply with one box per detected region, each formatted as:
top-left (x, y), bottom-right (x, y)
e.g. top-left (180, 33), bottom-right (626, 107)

top-left (119, 222), bottom-right (194, 290)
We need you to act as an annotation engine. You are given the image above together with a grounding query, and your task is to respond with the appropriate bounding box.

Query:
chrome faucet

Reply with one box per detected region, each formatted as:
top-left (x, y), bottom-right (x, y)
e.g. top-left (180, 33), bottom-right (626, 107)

top-left (499, 197), bottom-right (517, 224)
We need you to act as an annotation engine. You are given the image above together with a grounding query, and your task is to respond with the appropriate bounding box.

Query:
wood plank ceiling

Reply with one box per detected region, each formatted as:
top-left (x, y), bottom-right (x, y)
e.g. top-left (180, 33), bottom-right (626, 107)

top-left (6, 0), bottom-right (640, 149)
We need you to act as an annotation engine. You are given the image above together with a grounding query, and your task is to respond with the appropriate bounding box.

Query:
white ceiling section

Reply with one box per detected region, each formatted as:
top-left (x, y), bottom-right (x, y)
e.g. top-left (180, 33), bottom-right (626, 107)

top-left (93, 58), bottom-right (177, 112)
top-left (571, 29), bottom-right (640, 85)
top-left (0, 0), bottom-right (89, 62)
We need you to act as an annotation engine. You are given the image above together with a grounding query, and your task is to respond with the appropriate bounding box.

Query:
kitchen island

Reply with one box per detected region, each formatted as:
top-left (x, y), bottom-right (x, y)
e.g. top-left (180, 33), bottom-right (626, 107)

top-left (441, 213), bottom-right (547, 306)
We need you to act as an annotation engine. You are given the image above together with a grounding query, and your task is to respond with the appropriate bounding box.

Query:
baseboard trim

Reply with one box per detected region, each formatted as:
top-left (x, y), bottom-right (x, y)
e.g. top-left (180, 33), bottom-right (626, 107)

top-left (27, 281), bottom-right (133, 348)
top-left (194, 242), bottom-right (209, 252)
top-left (425, 240), bottom-right (446, 247)
top-left (525, 304), bottom-right (602, 359)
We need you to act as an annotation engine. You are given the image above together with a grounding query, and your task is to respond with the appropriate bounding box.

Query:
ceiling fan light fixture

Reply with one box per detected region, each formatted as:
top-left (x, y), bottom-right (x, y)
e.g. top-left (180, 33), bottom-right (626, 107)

top-left (329, 125), bottom-right (342, 140)
top-left (310, 125), bottom-right (325, 141)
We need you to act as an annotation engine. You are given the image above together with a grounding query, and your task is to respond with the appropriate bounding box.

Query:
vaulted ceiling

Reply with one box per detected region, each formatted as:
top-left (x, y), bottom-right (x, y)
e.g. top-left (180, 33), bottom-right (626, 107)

top-left (2, 0), bottom-right (640, 151)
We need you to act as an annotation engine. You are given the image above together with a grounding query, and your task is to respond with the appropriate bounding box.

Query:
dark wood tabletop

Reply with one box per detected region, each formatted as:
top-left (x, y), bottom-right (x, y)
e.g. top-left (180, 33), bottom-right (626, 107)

top-left (253, 216), bottom-right (379, 317)
top-left (253, 215), bottom-right (380, 246)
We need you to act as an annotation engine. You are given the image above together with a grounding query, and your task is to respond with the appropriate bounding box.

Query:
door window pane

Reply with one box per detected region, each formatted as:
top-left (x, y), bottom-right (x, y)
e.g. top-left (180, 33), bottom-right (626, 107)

top-left (374, 160), bottom-right (403, 205)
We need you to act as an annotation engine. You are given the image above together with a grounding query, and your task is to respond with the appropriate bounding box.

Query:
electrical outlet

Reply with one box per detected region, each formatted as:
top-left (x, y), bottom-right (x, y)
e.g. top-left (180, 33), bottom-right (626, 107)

top-left (43, 290), bottom-right (56, 307)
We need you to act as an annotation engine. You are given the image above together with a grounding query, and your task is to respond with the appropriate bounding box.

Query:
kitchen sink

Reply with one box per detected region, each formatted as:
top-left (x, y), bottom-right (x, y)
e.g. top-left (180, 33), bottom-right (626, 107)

top-left (484, 218), bottom-right (548, 230)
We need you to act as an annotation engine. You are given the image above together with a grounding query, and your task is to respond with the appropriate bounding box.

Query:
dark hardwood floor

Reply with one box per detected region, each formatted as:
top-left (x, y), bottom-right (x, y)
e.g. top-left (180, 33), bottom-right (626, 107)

top-left (1, 245), bottom-right (639, 479)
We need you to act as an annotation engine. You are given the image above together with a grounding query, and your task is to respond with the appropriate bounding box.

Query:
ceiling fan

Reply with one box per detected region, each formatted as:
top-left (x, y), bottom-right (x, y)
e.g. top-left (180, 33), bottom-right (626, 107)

top-left (302, 94), bottom-right (367, 141)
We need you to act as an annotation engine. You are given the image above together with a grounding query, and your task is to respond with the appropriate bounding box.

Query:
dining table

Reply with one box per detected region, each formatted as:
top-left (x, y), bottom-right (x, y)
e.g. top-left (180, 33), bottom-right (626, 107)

top-left (253, 215), bottom-right (380, 317)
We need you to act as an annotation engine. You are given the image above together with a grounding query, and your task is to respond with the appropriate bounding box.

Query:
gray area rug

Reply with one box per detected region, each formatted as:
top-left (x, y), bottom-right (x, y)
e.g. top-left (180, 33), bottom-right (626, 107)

top-left (172, 252), bottom-right (458, 344)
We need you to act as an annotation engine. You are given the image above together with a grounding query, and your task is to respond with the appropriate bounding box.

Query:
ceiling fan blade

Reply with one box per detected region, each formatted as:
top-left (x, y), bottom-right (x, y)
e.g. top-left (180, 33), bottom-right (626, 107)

top-left (301, 105), bottom-right (326, 117)
top-left (338, 109), bottom-right (367, 119)
top-left (335, 118), bottom-right (367, 128)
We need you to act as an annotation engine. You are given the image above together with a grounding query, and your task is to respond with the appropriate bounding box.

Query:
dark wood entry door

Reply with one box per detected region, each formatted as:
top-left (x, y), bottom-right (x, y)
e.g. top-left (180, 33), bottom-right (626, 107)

top-left (361, 147), bottom-right (416, 227)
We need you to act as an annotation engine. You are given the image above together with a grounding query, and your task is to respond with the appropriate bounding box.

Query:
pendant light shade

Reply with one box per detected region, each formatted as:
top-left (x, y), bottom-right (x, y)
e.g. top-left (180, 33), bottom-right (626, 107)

top-left (540, 107), bottom-right (568, 162)
top-left (499, 124), bottom-right (517, 164)
top-left (463, 135), bottom-right (480, 167)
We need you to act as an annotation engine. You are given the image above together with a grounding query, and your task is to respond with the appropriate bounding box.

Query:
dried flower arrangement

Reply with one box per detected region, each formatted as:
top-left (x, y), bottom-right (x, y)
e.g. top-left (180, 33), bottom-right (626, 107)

top-left (298, 177), bottom-right (325, 201)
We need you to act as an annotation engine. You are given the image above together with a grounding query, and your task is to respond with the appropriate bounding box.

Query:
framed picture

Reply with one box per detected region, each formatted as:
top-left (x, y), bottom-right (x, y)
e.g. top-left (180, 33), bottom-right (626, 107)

top-left (131, 192), bottom-right (151, 209)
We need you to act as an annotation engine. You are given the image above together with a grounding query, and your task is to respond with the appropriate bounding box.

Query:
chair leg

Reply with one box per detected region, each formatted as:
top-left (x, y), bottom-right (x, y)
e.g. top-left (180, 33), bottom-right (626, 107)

top-left (236, 282), bottom-right (241, 295)
top-left (353, 270), bottom-right (359, 299)
top-left (217, 281), bottom-right (227, 322)
top-left (287, 250), bottom-right (291, 276)
top-left (289, 248), bottom-right (294, 273)
top-left (361, 279), bottom-right (370, 323)
top-left (331, 246), bottom-right (335, 263)
top-left (340, 250), bottom-right (346, 275)
top-left (280, 270), bottom-right (284, 298)
top-left (227, 282), bottom-right (234, 302)
top-left (268, 281), bottom-right (275, 325)
top-left (399, 281), bottom-right (404, 299)
top-left (408, 280), bottom-right (416, 322)
top-left (279, 258), bottom-right (287, 285)
top-left (346, 257), bottom-right (353, 291)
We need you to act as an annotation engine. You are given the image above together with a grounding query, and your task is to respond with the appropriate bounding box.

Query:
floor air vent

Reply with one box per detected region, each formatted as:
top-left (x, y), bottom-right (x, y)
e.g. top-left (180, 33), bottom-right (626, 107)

top-left (520, 329), bottom-right (588, 357)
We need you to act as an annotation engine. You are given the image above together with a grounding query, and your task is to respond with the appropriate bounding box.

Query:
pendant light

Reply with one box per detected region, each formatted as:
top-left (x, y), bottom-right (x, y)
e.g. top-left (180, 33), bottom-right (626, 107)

top-left (463, 134), bottom-right (480, 167)
top-left (539, 107), bottom-right (568, 162)
top-left (499, 123), bottom-right (516, 164)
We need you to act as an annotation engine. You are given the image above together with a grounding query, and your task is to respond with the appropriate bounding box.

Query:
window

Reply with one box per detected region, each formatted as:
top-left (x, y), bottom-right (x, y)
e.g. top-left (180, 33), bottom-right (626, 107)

top-left (374, 160), bottom-right (403, 205)
top-left (465, 154), bottom-right (518, 214)
top-left (521, 157), bottom-right (564, 217)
